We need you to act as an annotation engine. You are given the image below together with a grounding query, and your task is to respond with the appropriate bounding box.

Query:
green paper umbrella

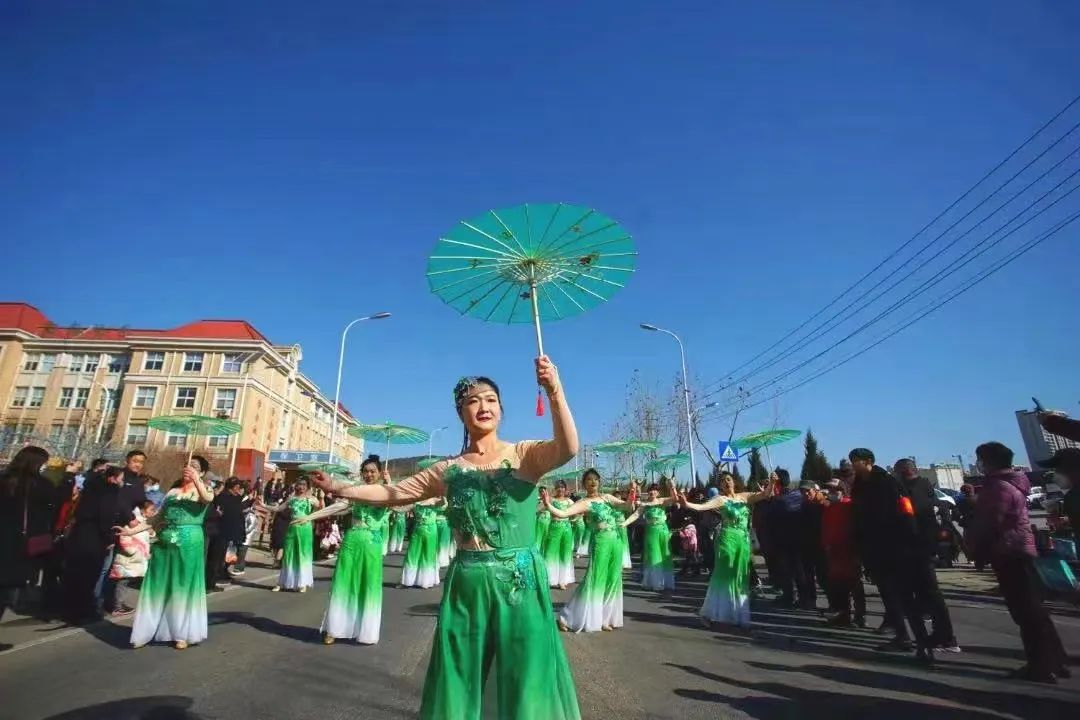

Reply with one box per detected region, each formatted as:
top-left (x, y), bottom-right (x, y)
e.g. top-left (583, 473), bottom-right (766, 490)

top-left (731, 428), bottom-right (801, 469)
top-left (427, 203), bottom-right (636, 357)
top-left (417, 456), bottom-right (444, 470)
top-left (348, 421), bottom-right (430, 466)
top-left (298, 462), bottom-right (351, 476)
top-left (645, 452), bottom-right (690, 481)
top-left (593, 439), bottom-right (661, 486)
top-left (543, 467), bottom-right (583, 482)
top-left (147, 414), bottom-right (242, 463)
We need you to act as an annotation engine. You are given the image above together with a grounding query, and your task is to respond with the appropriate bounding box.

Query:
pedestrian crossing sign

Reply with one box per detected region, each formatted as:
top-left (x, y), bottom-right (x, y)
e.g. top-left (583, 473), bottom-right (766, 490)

top-left (717, 441), bottom-right (739, 463)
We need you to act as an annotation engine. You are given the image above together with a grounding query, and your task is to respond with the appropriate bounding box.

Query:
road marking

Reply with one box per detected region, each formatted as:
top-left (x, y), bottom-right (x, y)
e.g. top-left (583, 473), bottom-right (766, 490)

top-left (0, 570), bottom-right (280, 657)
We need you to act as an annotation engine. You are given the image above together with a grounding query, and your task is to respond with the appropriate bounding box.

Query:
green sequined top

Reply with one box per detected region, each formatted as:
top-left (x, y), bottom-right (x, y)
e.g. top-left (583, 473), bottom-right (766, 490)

top-left (550, 498), bottom-right (573, 525)
top-left (445, 461), bottom-right (538, 550)
top-left (287, 496), bottom-right (317, 517)
top-left (644, 505), bottom-right (669, 527)
top-left (585, 500), bottom-right (620, 536)
top-left (413, 504), bottom-right (439, 527)
top-left (351, 503), bottom-right (389, 529)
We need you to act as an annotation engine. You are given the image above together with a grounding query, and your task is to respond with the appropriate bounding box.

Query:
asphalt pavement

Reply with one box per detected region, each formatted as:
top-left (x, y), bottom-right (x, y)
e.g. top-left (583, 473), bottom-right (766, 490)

top-left (1, 550), bottom-right (1078, 720)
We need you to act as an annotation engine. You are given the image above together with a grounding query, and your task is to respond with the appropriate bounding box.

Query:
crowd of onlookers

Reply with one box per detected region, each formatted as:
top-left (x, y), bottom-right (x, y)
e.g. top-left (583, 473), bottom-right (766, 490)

top-left (640, 412), bottom-right (1079, 681)
top-left (0, 447), bottom-right (268, 627)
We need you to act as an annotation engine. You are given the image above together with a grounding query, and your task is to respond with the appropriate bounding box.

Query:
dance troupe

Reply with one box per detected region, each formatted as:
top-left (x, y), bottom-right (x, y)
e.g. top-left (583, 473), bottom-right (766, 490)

top-left (113, 357), bottom-right (767, 719)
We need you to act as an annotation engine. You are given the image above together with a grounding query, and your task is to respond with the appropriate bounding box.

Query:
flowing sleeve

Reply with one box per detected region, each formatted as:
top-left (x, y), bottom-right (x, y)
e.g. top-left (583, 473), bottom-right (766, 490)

top-left (515, 441), bottom-right (564, 484)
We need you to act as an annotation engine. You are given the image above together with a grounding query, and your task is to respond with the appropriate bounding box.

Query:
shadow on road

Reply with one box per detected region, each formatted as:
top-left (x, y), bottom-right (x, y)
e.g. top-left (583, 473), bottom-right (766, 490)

top-left (208, 610), bottom-right (318, 643)
top-left (665, 662), bottom-right (1056, 719)
top-left (39, 696), bottom-right (199, 720)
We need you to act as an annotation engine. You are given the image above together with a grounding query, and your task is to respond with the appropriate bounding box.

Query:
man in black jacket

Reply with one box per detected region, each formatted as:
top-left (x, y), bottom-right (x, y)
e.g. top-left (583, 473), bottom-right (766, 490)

top-left (63, 466), bottom-right (131, 624)
top-left (849, 448), bottom-right (933, 662)
top-left (206, 477), bottom-right (247, 590)
top-left (894, 459), bottom-right (960, 652)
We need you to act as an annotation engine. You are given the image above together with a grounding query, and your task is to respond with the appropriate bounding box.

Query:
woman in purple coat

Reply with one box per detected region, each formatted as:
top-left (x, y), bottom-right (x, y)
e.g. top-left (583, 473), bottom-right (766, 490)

top-left (967, 441), bottom-right (1069, 684)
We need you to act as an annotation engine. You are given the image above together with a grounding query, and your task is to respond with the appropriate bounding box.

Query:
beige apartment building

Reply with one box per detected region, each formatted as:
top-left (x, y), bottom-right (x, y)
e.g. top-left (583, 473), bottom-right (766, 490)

top-left (0, 302), bottom-right (362, 475)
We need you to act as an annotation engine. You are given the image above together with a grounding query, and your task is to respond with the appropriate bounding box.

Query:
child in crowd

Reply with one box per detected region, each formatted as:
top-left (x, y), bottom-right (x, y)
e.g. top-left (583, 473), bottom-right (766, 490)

top-left (109, 500), bottom-right (157, 616)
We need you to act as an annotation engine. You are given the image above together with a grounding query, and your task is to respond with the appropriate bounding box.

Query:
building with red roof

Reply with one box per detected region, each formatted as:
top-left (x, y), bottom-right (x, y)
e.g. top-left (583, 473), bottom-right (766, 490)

top-left (0, 302), bottom-right (361, 476)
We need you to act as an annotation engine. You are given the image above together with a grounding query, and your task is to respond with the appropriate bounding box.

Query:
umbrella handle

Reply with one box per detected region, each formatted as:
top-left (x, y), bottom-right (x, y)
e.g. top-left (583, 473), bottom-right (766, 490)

top-left (529, 281), bottom-right (545, 357)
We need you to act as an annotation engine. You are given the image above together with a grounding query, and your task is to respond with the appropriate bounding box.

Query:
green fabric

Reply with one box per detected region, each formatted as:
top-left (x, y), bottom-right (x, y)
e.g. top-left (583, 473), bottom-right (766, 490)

top-left (325, 504), bottom-right (386, 637)
top-left (389, 510), bottom-right (407, 545)
top-left (282, 497), bottom-right (316, 574)
top-left (543, 499), bottom-right (574, 563)
top-left (139, 496), bottom-right (208, 604)
top-left (612, 508), bottom-right (630, 555)
top-left (420, 463), bottom-right (580, 720)
top-left (404, 505), bottom-right (440, 570)
top-left (436, 506), bottom-right (453, 555)
top-left (571, 516), bottom-right (585, 548)
top-left (576, 502), bottom-right (622, 601)
top-left (711, 502), bottom-right (750, 598)
top-left (535, 510), bottom-right (551, 550)
top-left (642, 506), bottom-right (673, 572)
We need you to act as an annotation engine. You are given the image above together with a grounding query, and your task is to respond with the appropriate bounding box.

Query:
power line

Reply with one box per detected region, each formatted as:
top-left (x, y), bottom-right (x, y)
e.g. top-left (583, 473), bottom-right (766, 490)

top-left (698, 92), bottom-right (1080, 398)
top-left (741, 172), bottom-right (1080, 397)
top-left (713, 133), bottom-right (1080, 394)
top-left (731, 209), bottom-right (1080, 413)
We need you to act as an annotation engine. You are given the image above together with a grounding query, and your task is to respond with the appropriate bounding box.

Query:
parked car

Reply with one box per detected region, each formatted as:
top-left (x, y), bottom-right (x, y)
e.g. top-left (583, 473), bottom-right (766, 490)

top-left (1028, 485), bottom-right (1047, 509)
top-left (1043, 482), bottom-right (1066, 514)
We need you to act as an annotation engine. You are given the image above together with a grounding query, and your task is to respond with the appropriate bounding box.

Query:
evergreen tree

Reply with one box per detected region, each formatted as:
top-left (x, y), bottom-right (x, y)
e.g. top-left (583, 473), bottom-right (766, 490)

top-left (747, 447), bottom-right (768, 489)
top-left (730, 462), bottom-right (746, 492)
top-left (800, 428), bottom-right (833, 486)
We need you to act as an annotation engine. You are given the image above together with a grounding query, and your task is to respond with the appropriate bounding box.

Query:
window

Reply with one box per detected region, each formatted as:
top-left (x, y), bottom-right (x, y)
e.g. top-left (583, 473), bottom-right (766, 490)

top-left (174, 387), bottom-right (197, 409)
top-left (75, 388), bottom-right (90, 409)
top-left (144, 352), bottom-right (165, 371)
top-left (134, 386), bottom-right (158, 408)
top-left (29, 387), bottom-right (45, 408)
top-left (222, 353), bottom-right (243, 373)
top-left (68, 354), bottom-right (84, 372)
top-left (40, 354), bottom-right (56, 373)
top-left (182, 352), bottom-right (204, 372)
top-left (49, 424), bottom-right (64, 442)
top-left (84, 355), bottom-right (99, 372)
top-left (126, 424), bottom-right (148, 445)
top-left (214, 388), bottom-right (237, 414)
top-left (11, 387), bottom-right (28, 408)
top-left (58, 387), bottom-right (74, 408)
top-left (166, 433), bottom-right (188, 448)
top-left (107, 354), bottom-right (130, 373)
top-left (207, 435), bottom-right (229, 448)
top-left (22, 354), bottom-right (39, 371)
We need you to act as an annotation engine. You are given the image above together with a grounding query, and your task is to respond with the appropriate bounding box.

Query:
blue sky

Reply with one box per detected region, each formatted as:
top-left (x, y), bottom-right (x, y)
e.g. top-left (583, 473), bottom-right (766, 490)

top-left (3, 2), bottom-right (1078, 472)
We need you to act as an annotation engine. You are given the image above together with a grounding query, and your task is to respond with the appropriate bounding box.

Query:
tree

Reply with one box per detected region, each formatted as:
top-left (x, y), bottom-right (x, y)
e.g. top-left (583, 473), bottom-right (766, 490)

top-left (800, 428), bottom-right (832, 487)
top-left (747, 447), bottom-right (768, 490)
top-left (729, 462), bottom-right (746, 491)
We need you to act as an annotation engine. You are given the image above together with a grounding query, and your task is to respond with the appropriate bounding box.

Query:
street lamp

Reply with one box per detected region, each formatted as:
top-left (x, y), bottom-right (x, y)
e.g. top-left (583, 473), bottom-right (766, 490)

top-left (691, 401), bottom-right (719, 420)
top-left (428, 425), bottom-right (448, 458)
top-left (640, 323), bottom-right (698, 486)
top-left (329, 312), bottom-right (392, 459)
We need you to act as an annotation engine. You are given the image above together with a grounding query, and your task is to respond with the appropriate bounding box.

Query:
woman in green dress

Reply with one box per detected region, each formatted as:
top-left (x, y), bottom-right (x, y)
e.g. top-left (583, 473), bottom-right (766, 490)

top-left (400, 499), bottom-right (442, 588)
top-left (638, 480), bottom-right (677, 592)
top-left (262, 478), bottom-right (322, 592)
top-left (677, 475), bottom-right (773, 628)
top-left (535, 494), bottom-right (551, 551)
top-left (544, 469), bottom-right (635, 633)
top-left (311, 356), bottom-right (580, 720)
top-left (388, 507), bottom-right (408, 553)
top-left (122, 457), bottom-right (214, 650)
top-left (543, 480), bottom-right (576, 589)
top-left (296, 455), bottom-right (391, 644)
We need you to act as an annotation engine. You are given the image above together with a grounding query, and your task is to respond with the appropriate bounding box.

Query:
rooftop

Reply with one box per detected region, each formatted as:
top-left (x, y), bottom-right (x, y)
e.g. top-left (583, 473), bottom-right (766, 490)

top-left (0, 302), bottom-right (270, 343)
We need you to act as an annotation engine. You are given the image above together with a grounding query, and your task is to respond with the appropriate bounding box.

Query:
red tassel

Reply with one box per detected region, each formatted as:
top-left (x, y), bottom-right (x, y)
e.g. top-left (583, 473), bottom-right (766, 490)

top-left (536, 390), bottom-right (545, 417)
top-left (899, 496), bottom-right (914, 517)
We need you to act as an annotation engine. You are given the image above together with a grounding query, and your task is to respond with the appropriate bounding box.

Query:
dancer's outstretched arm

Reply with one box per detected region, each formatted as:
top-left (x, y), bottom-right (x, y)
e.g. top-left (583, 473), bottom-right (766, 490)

top-left (291, 501), bottom-right (349, 526)
top-left (310, 466), bottom-right (441, 507)
top-left (621, 508), bottom-right (643, 527)
top-left (542, 489), bottom-right (591, 519)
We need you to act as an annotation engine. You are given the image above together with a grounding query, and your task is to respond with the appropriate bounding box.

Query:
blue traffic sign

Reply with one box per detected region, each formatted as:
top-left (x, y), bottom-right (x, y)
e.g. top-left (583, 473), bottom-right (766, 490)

top-left (717, 441), bottom-right (739, 463)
